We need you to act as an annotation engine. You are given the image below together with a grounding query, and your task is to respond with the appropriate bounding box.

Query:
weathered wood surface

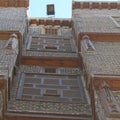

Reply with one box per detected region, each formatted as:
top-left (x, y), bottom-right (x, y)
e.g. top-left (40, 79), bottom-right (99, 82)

top-left (21, 56), bottom-right (80, 67)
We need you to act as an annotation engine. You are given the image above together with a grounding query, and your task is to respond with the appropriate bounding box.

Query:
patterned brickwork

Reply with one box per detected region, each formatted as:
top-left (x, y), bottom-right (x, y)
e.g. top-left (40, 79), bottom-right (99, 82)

top-left (73, 11), bottom-right (120, 33)
top-left (78, 16), bottom-right (119, 33)
top-left (0, 8), bottom-right (27, 33)
top-left (8, 100), bottom-right (92, 115)
top-left (0, 40), bottom-right (7, 49)
top-left (82, 41), bottom-right (120, 75)
top-left (0, 38), bottom-right (18, 78)
top-left (23, 51), bottom-right (78, 58)
top-left (0, 50), bottom-right (17, 77)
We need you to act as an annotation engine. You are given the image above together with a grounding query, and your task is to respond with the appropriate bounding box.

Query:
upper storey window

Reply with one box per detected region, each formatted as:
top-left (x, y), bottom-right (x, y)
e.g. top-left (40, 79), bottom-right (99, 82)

top-left (82, 35), bottom-right (95, 52)
top-left (45, 26), bottom-right (59, 35)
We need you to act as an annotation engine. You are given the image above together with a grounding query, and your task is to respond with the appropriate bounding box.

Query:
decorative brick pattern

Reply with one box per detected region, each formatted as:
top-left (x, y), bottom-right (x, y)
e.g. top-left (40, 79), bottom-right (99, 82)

top-left (23, 51), bottom-right (78, 58)
top-left (8, 100), bottom-right (92, 115)
top-left (0, 40), bottom-right (7, 49)
top-left (0, 8), bottom-right (27, 33)
top-left (73, 8), bottom-right (120, 34)
top-left (82, 41), bottom-right (120, 75)
top-left (73, 15), bottom-right (120, 33)
top-left (0, 48), bottom-right (17, 77)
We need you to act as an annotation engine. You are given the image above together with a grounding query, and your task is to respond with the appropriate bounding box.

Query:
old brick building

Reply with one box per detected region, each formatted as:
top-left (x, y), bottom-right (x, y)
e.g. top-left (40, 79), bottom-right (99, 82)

top-left (72, 1), bottom-right (120, 120)
top-left (0, 0), bottom-right (120, 120)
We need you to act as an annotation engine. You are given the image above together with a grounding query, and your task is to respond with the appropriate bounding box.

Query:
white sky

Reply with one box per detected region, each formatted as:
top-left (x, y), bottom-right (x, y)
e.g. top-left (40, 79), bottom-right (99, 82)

top-left (29, 0), bottom-right (119, 18)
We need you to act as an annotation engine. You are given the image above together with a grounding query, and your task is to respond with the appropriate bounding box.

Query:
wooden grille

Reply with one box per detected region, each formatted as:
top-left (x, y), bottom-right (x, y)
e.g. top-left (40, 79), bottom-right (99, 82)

top-left (16, 72), bottom-right (87, 103)
top-left (45, 28), bottom-right (58, 35)
top-left (45, 46), bottom-right (57, 50)
top-left (45, 68), bottom-right (56, 73)
top-left (44, 90), bottom-right (59, 97)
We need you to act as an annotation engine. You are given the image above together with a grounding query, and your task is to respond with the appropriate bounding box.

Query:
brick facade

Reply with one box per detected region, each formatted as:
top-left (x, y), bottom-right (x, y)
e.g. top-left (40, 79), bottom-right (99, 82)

top-left (0, 1), bottom-right (120, 120)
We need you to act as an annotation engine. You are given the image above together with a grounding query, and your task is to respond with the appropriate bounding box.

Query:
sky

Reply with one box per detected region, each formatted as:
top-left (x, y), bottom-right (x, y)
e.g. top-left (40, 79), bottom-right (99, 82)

top-left (29, 0), bottom-right (119, 18)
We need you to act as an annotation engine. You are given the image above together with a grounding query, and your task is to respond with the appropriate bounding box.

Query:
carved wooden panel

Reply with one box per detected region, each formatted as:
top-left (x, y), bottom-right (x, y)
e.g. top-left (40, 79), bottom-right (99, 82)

top-left (93, 76), bottom-right (120, 90)
top-left (98, 83), bottom-right (120, 118)
top-left (45, 27), bottom-right (58, 35)
top-left (44, 67), bottom-right (56, 73)
top-left (22, 57), bottom-right (79, 67)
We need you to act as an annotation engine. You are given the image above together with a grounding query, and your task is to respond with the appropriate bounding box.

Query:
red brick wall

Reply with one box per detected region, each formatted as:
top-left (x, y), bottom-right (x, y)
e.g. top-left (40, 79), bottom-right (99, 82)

top-left (0, 0), bottom-right (29, 8)
top-left (72, 2), bottom-right (120, 10)
top-left (29, 19), bottom-right (72, 27)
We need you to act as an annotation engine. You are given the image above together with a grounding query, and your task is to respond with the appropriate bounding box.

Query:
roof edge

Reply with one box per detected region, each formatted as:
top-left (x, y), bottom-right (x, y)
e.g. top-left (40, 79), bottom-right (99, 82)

top-left (72, 1), bottom-right (120, 10)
